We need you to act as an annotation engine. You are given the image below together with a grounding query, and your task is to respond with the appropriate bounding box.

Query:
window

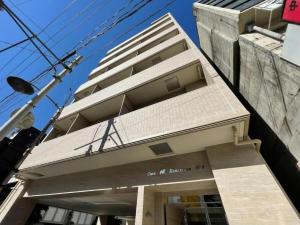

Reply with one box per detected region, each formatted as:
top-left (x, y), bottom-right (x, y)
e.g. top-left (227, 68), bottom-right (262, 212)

top-left (167, 194), bottom-right (228, 225)
top-left (28, 205), bottom-right (96, 225)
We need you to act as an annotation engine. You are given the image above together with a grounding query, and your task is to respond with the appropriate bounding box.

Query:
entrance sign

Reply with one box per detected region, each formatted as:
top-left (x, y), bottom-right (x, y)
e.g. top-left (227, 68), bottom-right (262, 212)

top-left (282, 0), bottom-right (300, 24)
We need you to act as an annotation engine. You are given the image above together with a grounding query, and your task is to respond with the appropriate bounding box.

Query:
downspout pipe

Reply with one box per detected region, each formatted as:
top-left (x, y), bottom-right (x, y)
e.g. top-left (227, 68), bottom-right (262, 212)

top-left (232, 126), bottom-right (262, 153)
top-left (246, 24), bottom-right (285, 42)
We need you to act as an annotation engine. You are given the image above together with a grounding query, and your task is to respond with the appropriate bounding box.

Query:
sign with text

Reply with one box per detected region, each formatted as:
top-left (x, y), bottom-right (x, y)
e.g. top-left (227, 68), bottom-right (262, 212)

top-left (282, 0), bottom-right (300, 24)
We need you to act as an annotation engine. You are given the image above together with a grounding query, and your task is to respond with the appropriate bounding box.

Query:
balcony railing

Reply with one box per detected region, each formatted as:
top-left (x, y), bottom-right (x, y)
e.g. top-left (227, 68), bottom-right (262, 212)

top-left (77, 37), bottom-right (188, 100)
top-left (100, 21), bottom-right (176, 66)
top-left (89, 24), bottom-right (179, 80)
top-left (98, 27), bottom-right (179, 75)
top-left (19, 75), bottom-right (249, 177)
top-left (105, 15), bottom-right (172, 57)
top-left (46, 56), bottom-right (206, 141)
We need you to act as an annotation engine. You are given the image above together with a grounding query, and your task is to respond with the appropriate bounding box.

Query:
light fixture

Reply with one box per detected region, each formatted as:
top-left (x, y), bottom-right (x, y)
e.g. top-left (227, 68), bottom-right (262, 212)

top-left (7, 76), bottom-right (34, 95)
top-left (7, 76), bottom-right (60, 109)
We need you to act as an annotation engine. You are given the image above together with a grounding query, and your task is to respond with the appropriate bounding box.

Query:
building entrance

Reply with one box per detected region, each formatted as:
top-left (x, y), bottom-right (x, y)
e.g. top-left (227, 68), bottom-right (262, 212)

top-left (166, 194), bottom-right (228, 225)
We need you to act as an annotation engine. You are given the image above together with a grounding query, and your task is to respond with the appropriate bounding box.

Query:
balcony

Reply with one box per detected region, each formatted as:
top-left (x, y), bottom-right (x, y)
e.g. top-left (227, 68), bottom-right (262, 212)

top-left (96, 27), bottom-right (179, 80)
top-left (18, 72), bottom-right (249, 179)
top-left (89, 26), bottom-right (182, 81)
top-left (100, 20), bottom-right (176, 67)
top-left (77, 35), bottom-right (187, 100)
top-left (46, 49), bottom-right (204, 140)
top-left (105, 15), bottom-right (172, 58)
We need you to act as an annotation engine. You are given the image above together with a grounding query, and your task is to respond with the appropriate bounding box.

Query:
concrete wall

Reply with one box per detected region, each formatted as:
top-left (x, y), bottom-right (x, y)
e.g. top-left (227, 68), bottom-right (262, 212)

top-left (0, 182), bottom-right (36, 225)
top-left (194, 3), bottom-right (254, 84)
top-left (19, 43), bottom-right (249, 177)
top-left (97, 24), bottom-right (177, 72)
top-left (194, 3), bottom-right (300, 212)
top-left (239, 33), bottom-right (300, 166)
top-left (135, 187), bottom-right (155, 225)
top-left (24, 151), bottom-right (213, 197)
top-left (206, 143), bottom-right (300, 225)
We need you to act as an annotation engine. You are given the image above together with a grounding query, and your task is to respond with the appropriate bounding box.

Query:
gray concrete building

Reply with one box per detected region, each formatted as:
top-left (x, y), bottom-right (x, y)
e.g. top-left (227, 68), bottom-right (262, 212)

top-left (0, 13), bottom-right (299, 225)
top-left (194, 0), bottom-right (300, 212)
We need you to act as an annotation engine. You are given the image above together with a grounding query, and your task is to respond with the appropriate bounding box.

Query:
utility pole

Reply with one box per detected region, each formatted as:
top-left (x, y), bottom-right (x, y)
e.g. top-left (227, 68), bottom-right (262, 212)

top-left (0, 56), bottom-right (83, 141)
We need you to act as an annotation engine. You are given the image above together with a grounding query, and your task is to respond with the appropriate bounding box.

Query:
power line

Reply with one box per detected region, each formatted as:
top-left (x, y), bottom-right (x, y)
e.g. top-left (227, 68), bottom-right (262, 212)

top-left (0, 0), bottom-right (79, 76)
top-left (0, 0), bottom-right (85, 113)
top-left (0, 0), bottom-right (132, 88)
top-left (0, 0), bottom-right (148, 113)
top-left (0, 40), bottom-right (55, 58)
top-left (82, 0), bottom-right (177, 63)
top-left (0, 0), bottom-right (150, 88)
top-left (2, 4), bottom-right (63, 75)
top-left (5, 0), bottom-right (111, 78)
top-left (7, 0), bottom-right (65, 50)
top-left (0, 0), bottom-right (108, 87)
top-left (0, 0), bottom-right (177, 117)
top-left (74, 0), bottom-right (154, 52)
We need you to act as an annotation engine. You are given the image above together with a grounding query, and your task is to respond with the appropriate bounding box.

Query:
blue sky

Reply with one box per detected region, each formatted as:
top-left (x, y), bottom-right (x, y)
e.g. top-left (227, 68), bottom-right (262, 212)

top-left (0, 0), bottom-right (199, 130)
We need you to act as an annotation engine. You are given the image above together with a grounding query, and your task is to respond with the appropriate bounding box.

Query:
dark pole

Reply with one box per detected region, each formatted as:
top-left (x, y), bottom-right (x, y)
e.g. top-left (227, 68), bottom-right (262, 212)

top-left (1, 2), bottom-right (70, 70)
top-left (0, 37), bottom-right (33, 53)
top-left (2, 3), bottom-right (56, 69)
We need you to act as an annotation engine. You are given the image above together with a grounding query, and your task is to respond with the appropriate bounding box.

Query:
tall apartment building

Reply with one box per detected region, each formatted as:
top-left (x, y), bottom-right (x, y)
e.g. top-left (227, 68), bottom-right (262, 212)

top-left (1, 13), bottom-right (299, 225)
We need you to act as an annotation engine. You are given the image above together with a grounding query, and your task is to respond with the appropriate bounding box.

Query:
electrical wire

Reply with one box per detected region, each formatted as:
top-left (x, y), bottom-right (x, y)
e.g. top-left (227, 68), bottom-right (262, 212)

top-left (7, 0), bottom-right (65, 50)
top-left (74, 0), bottom-right (154, 52)
top-left (0, 0), bottom-right (84, 114)
top-left (0, 40), bottom-right (56, 59)
top-left (82, 0), bottom-right (177, 63)
top-left (6, 0), bottom-right (112, 79)
top-left (0, 0), bottom-right (176, 117)
top-left (0, 0), bottom-right (139, 88)
top-left (0, 0), bottom-right (79, 76)
top-left (0, 0), bottom-right (109, 90)
top-left (0, 0), bottom-right (134, 113)
top-left (0, 1), bottom-right (143, 87)
top-left (0, 1), bottom-right (125, 113)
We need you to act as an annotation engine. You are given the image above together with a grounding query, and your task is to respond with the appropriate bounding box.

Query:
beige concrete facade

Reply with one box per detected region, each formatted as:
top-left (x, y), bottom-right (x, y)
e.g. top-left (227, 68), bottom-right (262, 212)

top-left (1, 13), bottom-right (299, 225)
top-left (207, 144), bottom-right (299, 225)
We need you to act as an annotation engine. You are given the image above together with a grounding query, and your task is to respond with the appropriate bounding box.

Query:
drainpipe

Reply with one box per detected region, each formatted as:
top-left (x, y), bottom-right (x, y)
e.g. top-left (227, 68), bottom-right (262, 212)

top-left (232, 126), bottom-right (262, 153)
top-left (246, 24), bottom-right (285, 42)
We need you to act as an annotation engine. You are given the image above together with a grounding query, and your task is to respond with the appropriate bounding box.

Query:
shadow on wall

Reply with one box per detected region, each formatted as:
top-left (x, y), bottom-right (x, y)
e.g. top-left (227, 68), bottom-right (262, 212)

top-left (74, 118), bottom-right (125, 155)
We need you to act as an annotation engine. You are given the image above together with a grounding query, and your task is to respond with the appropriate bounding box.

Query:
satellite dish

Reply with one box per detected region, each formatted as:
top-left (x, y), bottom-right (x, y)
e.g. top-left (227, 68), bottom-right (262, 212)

top-left (10, 109), bottom-right (35, 129)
